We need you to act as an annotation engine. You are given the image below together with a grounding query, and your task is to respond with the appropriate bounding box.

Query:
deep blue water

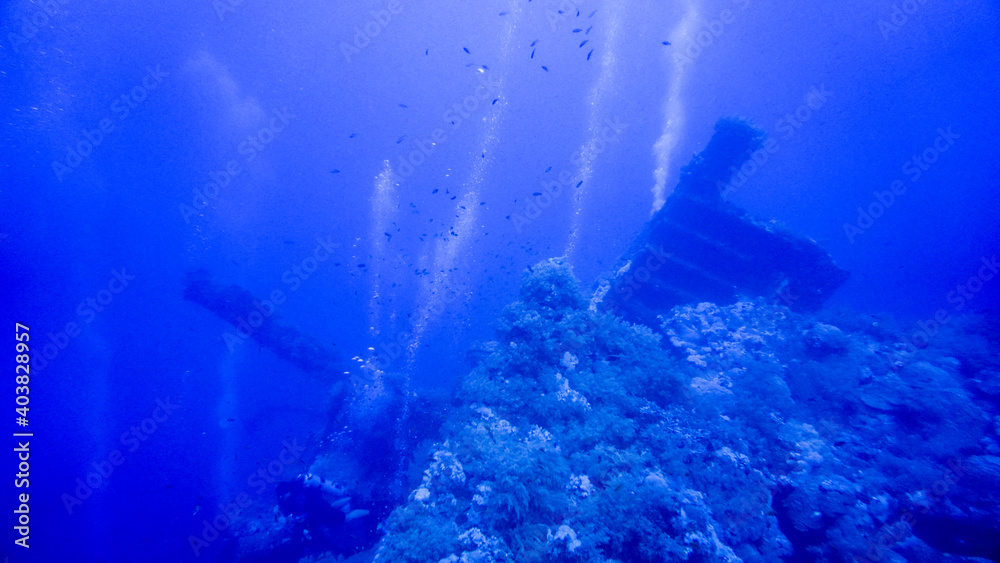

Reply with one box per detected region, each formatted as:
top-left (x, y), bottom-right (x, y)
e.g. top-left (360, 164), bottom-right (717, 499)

top-left (1, 0), bottom-right (999, 561)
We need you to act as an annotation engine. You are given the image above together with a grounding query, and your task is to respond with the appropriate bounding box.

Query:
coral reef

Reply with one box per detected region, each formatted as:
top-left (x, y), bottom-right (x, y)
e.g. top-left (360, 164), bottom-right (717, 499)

top-left (375, 258), bottom-right (1000, 562)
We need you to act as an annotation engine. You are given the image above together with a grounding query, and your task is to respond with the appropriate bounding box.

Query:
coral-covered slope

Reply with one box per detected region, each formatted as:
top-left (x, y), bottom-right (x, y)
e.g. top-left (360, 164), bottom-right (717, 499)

top-left (375, 259), bottom-right (1000, 563)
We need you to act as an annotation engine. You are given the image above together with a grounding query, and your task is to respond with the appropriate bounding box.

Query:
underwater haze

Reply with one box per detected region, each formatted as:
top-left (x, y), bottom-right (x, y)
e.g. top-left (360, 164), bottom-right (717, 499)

top-left (2, 0), bottom-right (1000, 561)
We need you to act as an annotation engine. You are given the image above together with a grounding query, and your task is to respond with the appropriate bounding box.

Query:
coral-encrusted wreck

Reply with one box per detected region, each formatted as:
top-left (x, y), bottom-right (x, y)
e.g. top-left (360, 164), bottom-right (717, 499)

top-left (598, 118), bottom-right (849, 328)
top-left (374, 258), bottom-right (1000, 563)
top-left (199, 120), bottom-right (1000, 563)
top-left (370, 121), bottom-right (997, 563)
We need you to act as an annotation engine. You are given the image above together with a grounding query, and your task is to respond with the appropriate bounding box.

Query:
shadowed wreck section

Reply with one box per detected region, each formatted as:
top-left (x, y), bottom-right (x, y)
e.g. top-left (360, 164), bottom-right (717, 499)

top-left (182, 268), bottom-right (344, 377)
top-left (599, 118), bottom-right (849, 328)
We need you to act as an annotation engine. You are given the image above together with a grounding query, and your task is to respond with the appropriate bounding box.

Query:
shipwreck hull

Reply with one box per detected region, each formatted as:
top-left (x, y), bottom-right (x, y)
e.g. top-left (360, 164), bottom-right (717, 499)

top-left (599, 118), bottom-right (849, 328)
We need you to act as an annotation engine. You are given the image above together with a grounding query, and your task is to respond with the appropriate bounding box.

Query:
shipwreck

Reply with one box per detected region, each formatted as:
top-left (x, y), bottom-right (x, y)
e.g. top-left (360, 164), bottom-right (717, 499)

top-left (596, 117), bottom-right (849, 329)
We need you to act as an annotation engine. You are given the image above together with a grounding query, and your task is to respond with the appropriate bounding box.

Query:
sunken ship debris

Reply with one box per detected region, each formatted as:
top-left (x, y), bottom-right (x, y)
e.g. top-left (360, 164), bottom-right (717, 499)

top-left (597, 118), bottom-right (849, 328)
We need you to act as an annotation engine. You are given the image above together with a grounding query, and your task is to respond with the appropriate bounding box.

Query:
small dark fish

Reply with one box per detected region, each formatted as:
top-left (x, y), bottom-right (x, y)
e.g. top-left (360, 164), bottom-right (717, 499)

top-left (586, 26), bottom-right (592, 34)
top-left (530, 40), bottom-right (538, 47)
top-left (396, 135), bottom-right (405, 144)
top-left (384, 232), bottom-right (392, 240)
top-left (399, 103), bottom-right (408, 108)
top-left (330, 169), bottom-right (340, 174)
top-left (576, 180), bottom-right (583, 187)
top-left (533, 192), bottom-right (542, 196)
top-left (450, 196), bottom-right (456, 200)
top-left (499, 11), bottom-right (507, 15)
top-left (579, 39), bottom-right (589, 48)
top-left (432, 188), bottom-right (439, 194)
top-left (531, 49), bottom-right (535, 59)
top-left (492, 98), bottom-right (499, 105)
top-left (576, 9), bottom-right (580, 16)
top-left (545, 166), bottom-right (552, 172)
top-left (588, 9), bottom-right (597, 17)
top-left (463, 47), bottom-right (470, 54)
top-left (587, 49), bottom-right (593, 60)
top-left (482, 64), bottom-right (489, 70)
top-left (357, 263), bottom-right (366, 268)
top-left (348, 133), bottom-right (357, 138)
top-left (661, 41), bottom-right (671, 46)
top-left (573, 28), bottom-right (582, 33)
top-left (425, 49), bottom-right (429, 55)
top-left (479, 201), bottom-right (486, 205)
top-left (164, 484), bottom-right (174, 489)
top-left (541, 65), bottom-right (548, 72)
